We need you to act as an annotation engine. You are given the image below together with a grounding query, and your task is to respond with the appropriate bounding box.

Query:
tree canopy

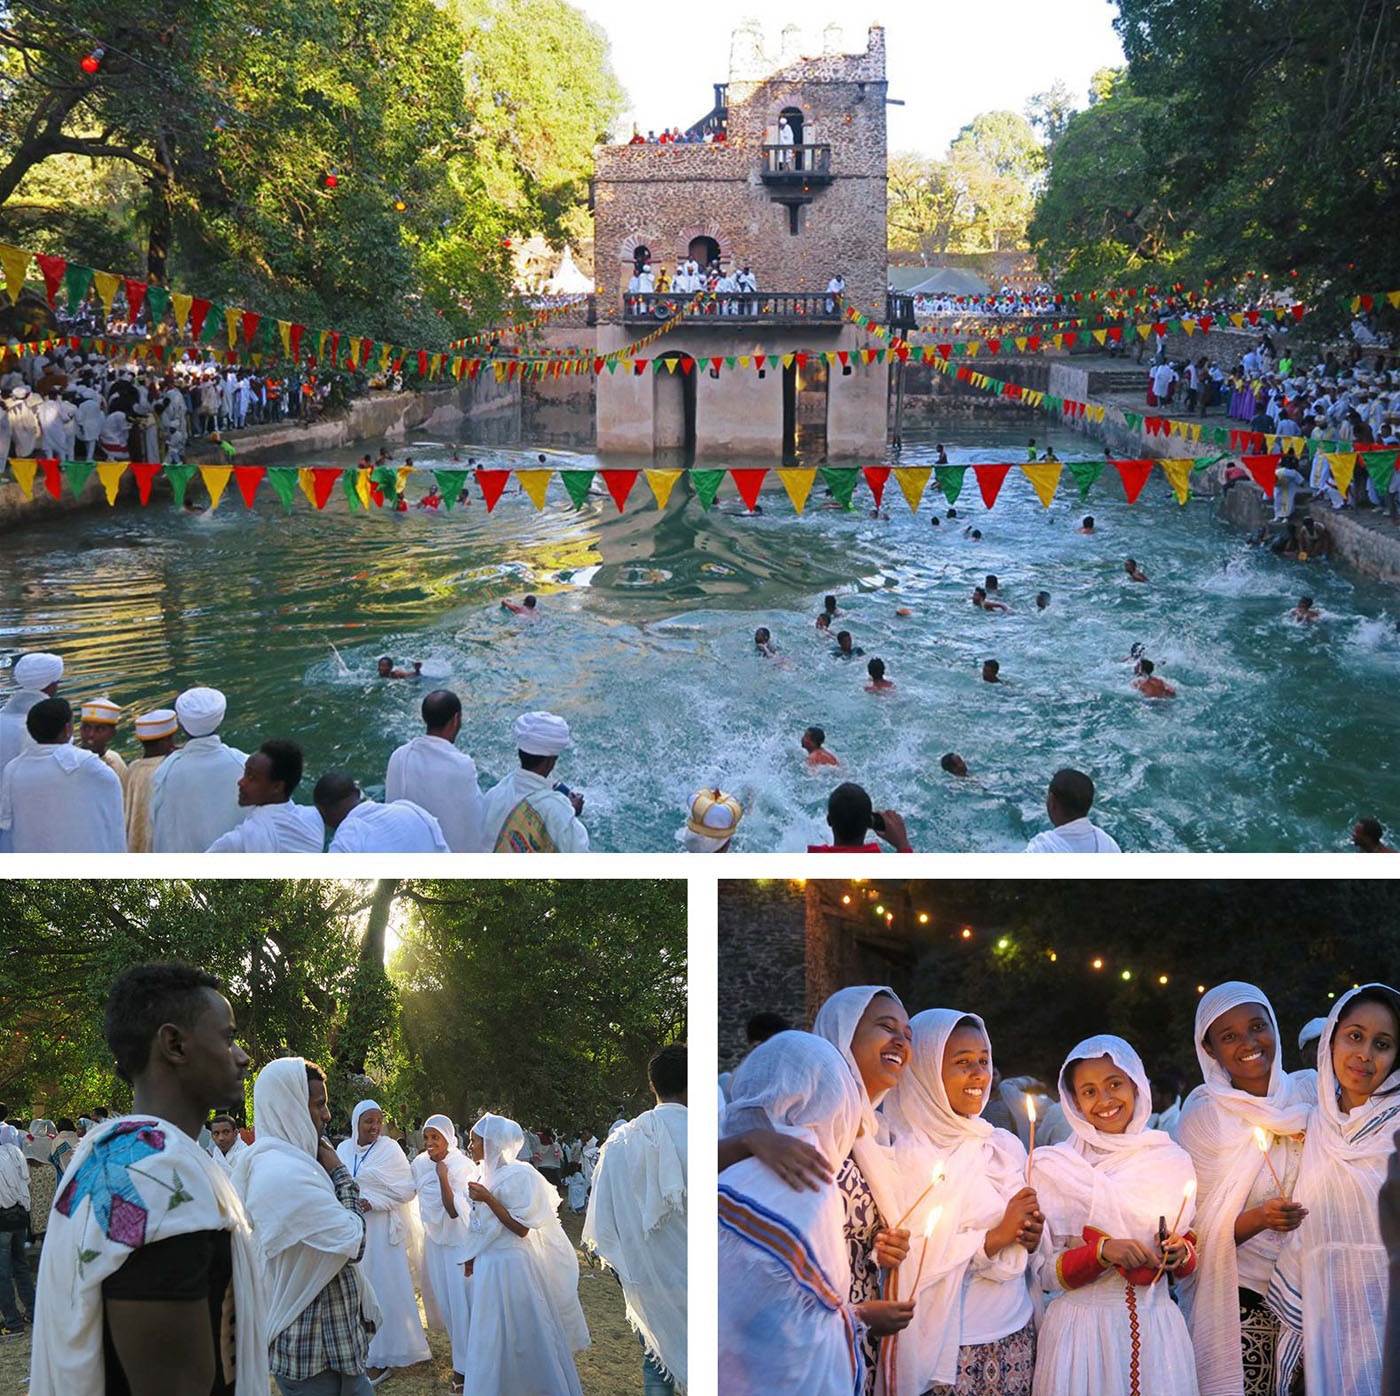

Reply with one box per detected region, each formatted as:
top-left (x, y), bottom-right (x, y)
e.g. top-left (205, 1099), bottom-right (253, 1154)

top-left (0, 0), bottom-right (623, 344)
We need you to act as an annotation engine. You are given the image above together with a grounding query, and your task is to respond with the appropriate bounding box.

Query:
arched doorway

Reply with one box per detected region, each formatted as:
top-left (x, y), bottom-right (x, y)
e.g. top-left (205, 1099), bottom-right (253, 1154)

top-left (653, 352), bottom-right (697, 453)
top-left (778, 106), bottom-right (805, 170)
top-left (687, 236), bottom-right (720, 271)
top-left (783, 353), bottom-right (828, 460)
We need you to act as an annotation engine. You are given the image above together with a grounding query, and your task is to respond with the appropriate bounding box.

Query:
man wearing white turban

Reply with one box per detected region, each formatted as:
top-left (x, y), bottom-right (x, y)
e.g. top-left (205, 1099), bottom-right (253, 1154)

top-left (0, 696), bottom-right (125, 852)
top-left (0, 651), bottom-right (63, 775)
top-left (150, 686), bottom-right (249, 852)
top-left (477, 711), bottom-right (590, 852)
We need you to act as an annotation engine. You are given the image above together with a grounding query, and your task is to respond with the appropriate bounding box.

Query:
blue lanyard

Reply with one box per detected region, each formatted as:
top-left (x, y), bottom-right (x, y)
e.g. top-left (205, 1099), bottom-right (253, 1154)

top-left (352, 1139), bottom-right (377, 1176)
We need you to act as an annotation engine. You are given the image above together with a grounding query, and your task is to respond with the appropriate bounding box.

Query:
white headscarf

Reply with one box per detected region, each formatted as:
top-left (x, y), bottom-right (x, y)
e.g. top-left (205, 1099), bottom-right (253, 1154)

top-left (1176, 982), bottom-right (1316, 1396)
top-left (336, 1099), bottom-right (421, 1253)
top-left (233, 1057), bottom-right (374, 1340)
top-left (884, 1010), bottom-right (1030, 1391)
top-left (1267, 983), bottom-right (1400, 1396)
top-left (410, 1113), bottom-right (476, 1266)
top-left (811, 985), bottom-right (906, 1222)
top-left (1031, 1035), bottom-right (1195, 1251)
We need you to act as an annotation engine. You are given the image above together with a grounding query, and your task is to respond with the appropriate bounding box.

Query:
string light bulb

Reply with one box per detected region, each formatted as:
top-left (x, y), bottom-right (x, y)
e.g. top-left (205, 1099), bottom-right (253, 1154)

top-left (961, 927), bottom-right (972, 940)
top-left (1092, 958), bottom-right (1103, 970)
top-left (917, 912), bottom-right (928, 924)
top-left (80, 47), bottom-right (105, 74)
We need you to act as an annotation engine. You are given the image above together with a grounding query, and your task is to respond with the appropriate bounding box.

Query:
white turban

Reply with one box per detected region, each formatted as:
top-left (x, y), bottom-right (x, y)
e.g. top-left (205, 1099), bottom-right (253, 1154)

top-left (14, 653), bottom-right (63, 692)
top-left (176, 686), bottom-right (226, 737)
top-left (514, 710), bottom-right (571, 756)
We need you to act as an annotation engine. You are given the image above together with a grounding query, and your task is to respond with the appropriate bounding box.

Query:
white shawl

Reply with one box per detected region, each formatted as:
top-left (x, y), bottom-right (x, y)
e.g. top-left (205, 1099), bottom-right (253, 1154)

top-left (29, 1113), bottom-right (268, 1396)
top-left (232, 1057), bottom-right (375, 1340)
top-left (1176, 982), bottom-right (1315, 1396)
top-left (467, 1113), bottom-right (589, 1351)
top-left (1268, 984), bottom-right (1400, 1396)
top-left (812, 985), bottom-right (906, 1223)
top-left (1031, 1036), bottom-right (1196, 1267)
top-left (884, 1009), bottom-right (1030, 1392)
top-left (583, 1102), bottom-right (687, 1386)
top-left (719, 1031), bottom-right (865, 1396)
top-left (412, 1114), bottom-right (476, 1258)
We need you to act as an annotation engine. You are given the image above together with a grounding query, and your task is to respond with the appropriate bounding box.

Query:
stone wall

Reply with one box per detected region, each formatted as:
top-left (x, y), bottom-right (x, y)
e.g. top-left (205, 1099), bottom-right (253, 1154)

top-left (718, 880), bottom-right (808, 1071)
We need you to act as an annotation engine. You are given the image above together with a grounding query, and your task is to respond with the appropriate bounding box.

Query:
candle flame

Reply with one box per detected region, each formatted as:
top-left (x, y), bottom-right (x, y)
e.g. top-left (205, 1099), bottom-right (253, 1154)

top-left (923, 1204), bottom-right (943, 1238)
top-left (1026, 1096), bottom-right (1037, 1123)
top-left (1184, 1179), bottom-right (1196, 1199)
top-left (931, 1159), bottom-right (946, 1185)
top-left (1253, 1126), bottom-right (1270, 1152)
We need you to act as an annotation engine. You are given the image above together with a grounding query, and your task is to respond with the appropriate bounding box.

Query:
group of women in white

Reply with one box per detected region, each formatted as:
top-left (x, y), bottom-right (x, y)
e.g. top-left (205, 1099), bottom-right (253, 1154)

top-left (336, 1100), bottom-right (589, 1395)
top-left (718, 980), bottom-right (1400, 1396)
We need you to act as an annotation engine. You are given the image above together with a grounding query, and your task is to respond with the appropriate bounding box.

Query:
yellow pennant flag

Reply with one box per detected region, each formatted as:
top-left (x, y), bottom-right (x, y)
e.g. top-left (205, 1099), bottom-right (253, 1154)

top-left (1388, 291), bottom-right (1400, 310)
top-left (95, 461), bottom-right (127, 504)
top-left (1091, 405), bottom-right (1105, 423)
top-left (1326, 453), bottom-right (1358, 496)
top-left (92, 271), bottom-right (121, 316)
top-left (1229, 313), bottom-right (1245, 328)
top-left (1161, 458), bottom-right (1193, 504)
top-left (1092, 330), bottom-right (1107, 346)
top-left (380, 343), bottom-right (392, 371)
top-left (356, 468), bottom-right (372, 509)
top-left (298, 468), bottom-right (318, 507)
top-left (279, 321), bottom-right (292, 356)
top-left (1051, 335), bottom-right (1064, 351)
top-left (644, 469), bottom-right (683, 510)
top-left (893, 465), bottom-right (930, 513)
top-left (515, 469), bottom-right (552, 510)
top-left (225, 307), bottom-right (241, 349)
top-left (1137, 324), bottom-right (1152, 340)
top-left (1265, 434), bottom-right (1278, 453)
top-left (1189, 423), bottom-right (1201, 442)
top-left (1015, 337), bottom-right (1028, 352)
top-left (200, 465), bottom-right (233, 510)
top-left (665, 357), bottom-right (678, 373)
top-left (738, 356), bottom-right (750, 369)
top-left (8, 458), bottom-right (37, 498)
top-left (1022, 462), bottom-right (1062, 508)
top-left (171, 293), bottom-right (192, 331)
top-left (0, 245), bottom-right (30, 303)
top-left (776, 467), bottom-right (817, 515)
top-left (781, 354), bottom-right (795, 369)
top-left (395, 465), bottom-right (413, 496)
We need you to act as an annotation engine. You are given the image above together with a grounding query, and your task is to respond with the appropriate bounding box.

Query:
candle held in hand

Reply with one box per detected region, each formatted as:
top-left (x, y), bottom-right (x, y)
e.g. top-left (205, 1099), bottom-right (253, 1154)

top-left (911, 1204), bottom-right (943, 1294)
top-left (1252, 1127), bottom-right (1287, 1199)
top-left (1025, 1094), bottom-right (1037, 1183)
top-left (894, 1159), bottom-right (947, 1229)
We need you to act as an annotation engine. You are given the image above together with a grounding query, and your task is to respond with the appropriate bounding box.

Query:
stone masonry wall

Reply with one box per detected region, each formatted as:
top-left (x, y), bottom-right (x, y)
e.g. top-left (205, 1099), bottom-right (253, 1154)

top-left (718, 880), bottom-right (808, 1071)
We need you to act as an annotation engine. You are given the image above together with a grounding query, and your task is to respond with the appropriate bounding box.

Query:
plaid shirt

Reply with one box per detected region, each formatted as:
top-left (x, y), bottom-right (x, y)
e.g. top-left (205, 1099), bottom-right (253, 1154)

top-left (270, 1164), bottom-right (373, 1379)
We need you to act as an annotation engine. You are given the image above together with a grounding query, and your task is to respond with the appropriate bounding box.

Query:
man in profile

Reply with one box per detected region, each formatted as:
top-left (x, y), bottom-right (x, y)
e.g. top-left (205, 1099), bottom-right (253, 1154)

top-left (801, 726), bottom-right (840, 767)
top-left (1025, 768), bottom-right (1121, 852)
top-left (30, 962), bottom-right (266, 1396)
top-left (1132, 658), bottom-right (1177, 699)
top-left (207, 741), bottom-right (324, 852)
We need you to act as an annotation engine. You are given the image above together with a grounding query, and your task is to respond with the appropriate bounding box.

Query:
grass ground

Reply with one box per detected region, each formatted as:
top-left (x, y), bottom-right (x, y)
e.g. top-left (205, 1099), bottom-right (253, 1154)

top-left (0, 1210), bottom-right (646, 1395)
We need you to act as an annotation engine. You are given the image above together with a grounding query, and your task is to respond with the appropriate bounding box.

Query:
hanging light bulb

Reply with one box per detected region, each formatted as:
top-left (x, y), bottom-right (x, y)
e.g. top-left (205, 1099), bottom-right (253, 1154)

top-left (80, 47), bottom-right (105, 74)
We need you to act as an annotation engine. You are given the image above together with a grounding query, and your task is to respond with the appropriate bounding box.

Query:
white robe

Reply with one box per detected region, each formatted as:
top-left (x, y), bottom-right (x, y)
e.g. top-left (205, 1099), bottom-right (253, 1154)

top-left (0, 744), bottom-right (125, 852)
top-left (1025, 817), bottom-right (1122, 852)
top-left (327, 799), bottom-right (448, 853)
top-left (384, 735), bottom-right (484, 852)
top-left (583, 1103), bottom-right (687, 1387)
top-left (149, 735), bottom-right (248, 853)
top-left (414, 1150), bottom-right (476, 1373)
top-left (338, 1136), bottom-right (431, 1369)
top-left (478, 768), bottom-right (590, 852)
top-left (0, 690), bottom-right (42, 773)
top-left (122, 754), bottom-right (167, 854)
top-left (206, 801), bottom-right (324, 853)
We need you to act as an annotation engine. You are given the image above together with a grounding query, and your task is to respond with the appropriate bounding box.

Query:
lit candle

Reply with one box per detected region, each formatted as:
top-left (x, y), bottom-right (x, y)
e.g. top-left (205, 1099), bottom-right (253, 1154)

top-left (1252, 1127), bottom-right (1287, 1198)
top-left (1025, 1095), bottom-right (1037, 1182)
top-left (1152, 1179), bottom-right (1197, 1282)
top-left (911, 1204), bottom-right (943, 1294)
top-left (894, 1159), bottom-right (946, 1229)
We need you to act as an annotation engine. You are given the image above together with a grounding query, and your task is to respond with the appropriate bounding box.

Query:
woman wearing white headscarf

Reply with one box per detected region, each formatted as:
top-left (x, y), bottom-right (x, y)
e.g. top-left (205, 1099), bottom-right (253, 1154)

top-left (1267, 983), bottom-right (1400, 1396)
top-left (1030, 1035), bottom-right (1200, 1396)
top-left (719, 1030), bottom-right (866, 1396)
top-left (411, 1114), bottom-right (474, 1391)
top-left (336, 1100), bottom-right (431, 1373)
top-left (459, 1112), bottom-right (588, 1396)
top-left (884, 1010), bottom-right (1042, 1396)
top-left (1176, 983), bottom-right (1314, 1396)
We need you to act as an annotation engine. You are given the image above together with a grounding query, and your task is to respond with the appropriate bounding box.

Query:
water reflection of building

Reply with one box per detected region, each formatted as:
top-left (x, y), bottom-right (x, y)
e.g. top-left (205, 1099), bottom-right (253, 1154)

top-left (591, 25), bottom-right (892, 460)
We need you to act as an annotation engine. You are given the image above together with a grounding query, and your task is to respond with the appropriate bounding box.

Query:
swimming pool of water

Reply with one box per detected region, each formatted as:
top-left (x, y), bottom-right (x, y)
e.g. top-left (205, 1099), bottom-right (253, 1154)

top-left (3, 419), bottom-right (1397, 851)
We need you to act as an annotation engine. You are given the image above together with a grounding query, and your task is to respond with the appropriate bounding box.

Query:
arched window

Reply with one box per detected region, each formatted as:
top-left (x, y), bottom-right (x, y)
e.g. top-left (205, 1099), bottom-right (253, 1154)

top-left (632, 244), bottom-right (652, 273)
top-left (688, 236), bottom-right (720, 270)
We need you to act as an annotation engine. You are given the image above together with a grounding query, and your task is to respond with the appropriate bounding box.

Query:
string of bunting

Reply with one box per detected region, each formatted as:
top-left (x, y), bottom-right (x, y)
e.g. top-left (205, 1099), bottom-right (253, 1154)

top-left (448, 295), bottom-right (588, 348)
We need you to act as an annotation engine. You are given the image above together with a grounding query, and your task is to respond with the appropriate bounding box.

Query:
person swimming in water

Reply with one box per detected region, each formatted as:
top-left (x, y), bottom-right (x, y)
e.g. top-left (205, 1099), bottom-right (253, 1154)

top-left (815, 613), bottom-right (832, 636)
top-left (1036, 591), bottom-right (1051, 610)
top-left (1289, 595), bottom-right (1320, 624)
top-left (972, 586), bottom-right (1008, 613)
top-left (981, 658), bottom-right (1004, 684)
top-left (1124, 557), bottom-right (1149, 582)
top-left (1132, 657), bottom-right (1176, 698)
top-left (754, 626), bottom-right (777, 657)
top-left (1078, 515), bottom-right (1095, 535)
top-left (377, 656), bottom-right (422, 679)
top-left (832, 630), bottom-right (864, 659)
top-left (940, 752), bottom-right (969, 777)
top-left (801, 726), bottom-right (840, 767)
top-left (864, 657), bottom-right (894, 692)
top-left (502, 594), bottom-right (540, 619)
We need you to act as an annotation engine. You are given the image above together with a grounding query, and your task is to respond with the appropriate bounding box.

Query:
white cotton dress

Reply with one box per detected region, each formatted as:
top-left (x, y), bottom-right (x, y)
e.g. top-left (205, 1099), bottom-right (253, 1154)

top-left (413, 1138), bottom-right (475, 1374)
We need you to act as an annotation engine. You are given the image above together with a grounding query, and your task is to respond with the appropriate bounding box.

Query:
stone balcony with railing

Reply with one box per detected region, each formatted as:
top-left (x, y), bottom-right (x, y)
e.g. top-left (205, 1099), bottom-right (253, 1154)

top-left (620, 292), bottom-right (846, 327)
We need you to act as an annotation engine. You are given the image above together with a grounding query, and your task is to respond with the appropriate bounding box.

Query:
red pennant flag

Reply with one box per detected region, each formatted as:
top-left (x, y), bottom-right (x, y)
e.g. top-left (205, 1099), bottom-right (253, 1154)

top-left (34, 255), bottom-right (66, 306)
top-left (1241, 454), bottom-right (1281, 496)
top-left (289, 324), bottom-right (305, 359)
top-left (369, 483), bottom-right (385, 507)
top-left (710, 357), bottom-right (723, 372)
top-left (986, 339), bottom-right (1001, 355)
top-left (311, 468), bottom-right (342, 509)
top-left (327, 331), bottom-right (341, 364)
top-left (475, 468), bottom-right (511, 511)
top-left (233, 466), bottom-right (265, 508)
top-left (1360, 296), bottom-right (1375, 312)
top-left (1249, 432), bottom-right (1265, 453)
top-left (593, 358), bottom-right (605, 374)
top-left (1107, 327), bottom-right (1123, 343)
top-left (973, 464), bottom-right (1011, 508)
top-left (634, 360), bottom-right (647, 375)
top-left (1291, 305), bottom-right (1304, 322)
top-left (241, 312), bottom-right (260, 346)
top-left (189, 298), bottom-right (211, 339)
top-left (1198, 316), bottom-right (1213, 333)
top-left (1152, 322), bottom-right (1167, 336)
top-left (123, 278), bottom-right (148, 320)
top-left (600, 469), bottom-right (639, 511)
top-left (39, 458), bottom-right (62, 498)
top-left (863, 466), bottom-right (890, 508)
top-left (956, 366), bottom-right (970, 383)
top-left (937, 344), bottom-right (951, 361)
top-left (895, 345), bottom-right (909, 362)
top-left (838, 351), bottom-right (850, 367)
top-left (795, 353), bottom-right (808, 367)
top-left (1245, 310), bottom-right (1260, 325)
top-left (1114, 459), bottom-right (1154, 504)
top-left (730, 468), bottom-right (768, 512)
top-left (1063, 332), bottom-right (1078, 347)
top-left (417, 350), bottom-right (429, 376)
top-left (681, 358), bottom-right (694, 375)
top-left (131, 462), bottom-right (162, 505)
top-left (1026, 336), bottom-right (1041, 352)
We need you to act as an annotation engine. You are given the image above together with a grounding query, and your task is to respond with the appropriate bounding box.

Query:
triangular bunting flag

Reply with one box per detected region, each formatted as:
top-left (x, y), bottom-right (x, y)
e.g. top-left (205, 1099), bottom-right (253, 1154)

top-left (475, 469), bottom-right (511, 512)
top-left (1161, 458), bottom-right (1194, 504)
top-left (34, 254), bottom-right (65, 306)
top-left (164, 465), bottom-right (197, 507)
top-left (200, 465), bottom-right (234, 510)
top-left (1021, 462), bottom-right (1061, 508)
top-left (242, 311), bottom-right (261, 347)
top-left (130, 461), bottom-right (161, 505)
top-left (1363, 448), bottom-right (1397, 498)
top-left (341, 470), bottom-right (361, 511)
top-left (311, 468), bottom-right (341, 510)
top-left (600, 469), bottom-right (639, 511)
top-left (935, 465), bottom-right (966, 505)
top-left (189, 298), bottom-right (211, 340)
top-left (95, 461), bottom-right (126, 505)
top-left (63, 265), bottom-right (94, 314)
top-left (266, 468), bottom-right (298, 512)
top-left (690, 469), bottom-right (726, 510)
top-left (1241, 454), bottom-right (1281, 496)
top-left (1324, 453), bottom-right (1358, 497)
top-left (515, 469), bottom-right (552, 510)
top-left (432, 471), bottom-right (467, 508)
top-left (730, 468), bottom-right (768, 512)
top-left (233, 466), bottom-right (266, 508)
top-left (61, 460), bottom-right (94, 499)
top-left (8, 458), bottom-right (37, 498)
top-left (776, 467), bottom-right (817, 515)
top-left (644, 469), bottom-right (683, 510)
top-left (1114, 459), bottom-right (1154, 504)
top-left (170, 291), bottom-right (192, 332)
top-left (144, 285), bottom-right (170, 325)
top-left (560, 470), bottom-right (595, 508)
top-left (92, 270), bottom-right (121, 316)
top-left (862, 466), bottom-right (890, 509)
top-left (1068, 460), bottom-right (1104, 501)
top-left (0, 245), bottom-right (29, 303)
top-left (973, 464), bottom-right (1012, 509)
top-left (893, 466), bottom-right (930, 513)
top-left (820, 467), bottom-right (859, 509)
top-left (39, 458), bottom-right (62, 499)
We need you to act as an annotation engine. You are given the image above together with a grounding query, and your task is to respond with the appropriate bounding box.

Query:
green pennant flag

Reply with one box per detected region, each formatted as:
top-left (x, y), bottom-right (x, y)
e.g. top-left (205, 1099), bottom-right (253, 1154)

top-left (606, 360), bottom-right (618, 374)
top-left (371, 466), bottom-right (398, 502)
top-left (342, 470), bottom-right (361, 511)
top-left (1364, 448), bottom-right (1398, 497)
top-left (934, 465), bottom-right (967, 505)
top-left (691, 469), bottom-right (725, 510)
top-left (144, 285), bottom-right (171, 325)
top-left (1068, 460), bottom-right (1104, 500)
top-left (1192, 453), bottom-right (1231, 474)
top-left (820, 467), bottom-right (859, 509)
top-left (725, 356), bottom-right (737, 370)
top-left (1212, 428), bottom-right (1230, 446)
top-left (952, 343), bottom-right (966, 358)
top-left (433, 471), bottom-right (468, 509)
top-left (201, 303), bottom-right (224, 343)
top-left (1044, 396), bottom-right (1063, 414)
top-left (61, 460), bottom-right (95, 498)
top-left (560, 470), bottom-right (595, 508)
top-left (1124, 413), bottom-right (1143, 432)
top-left (63, 265), bottom-right (94, 315)
top-left (267, 468), bottom-right (299, 512)
top-left (165, 465), bottom-right (197, 507)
